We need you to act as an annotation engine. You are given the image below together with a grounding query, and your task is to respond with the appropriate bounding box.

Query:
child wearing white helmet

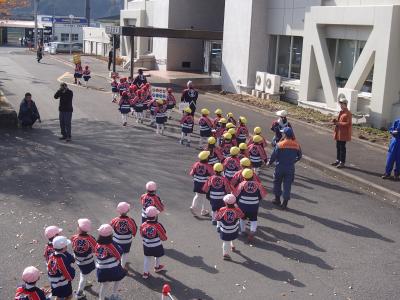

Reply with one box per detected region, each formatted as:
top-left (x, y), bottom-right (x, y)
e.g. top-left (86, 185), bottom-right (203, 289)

top-left (71, 218), bottom-right (97, 299)
top-left (140, 206), bottom-right (168, 279)
top-left (43, 225), bottom-right (63, 263)
top-left (215, 194), bottom-right (244, 260)
top-left (139, 181), bottom-right (165, 223)
top-left (110, 202), bottom-right (138, 269)
top-left (47, 236), bottom-right (75, 300)
top-left (95, 224), bottom-right (126, 300)
top-left (15, 266), bottom-right (48, 299)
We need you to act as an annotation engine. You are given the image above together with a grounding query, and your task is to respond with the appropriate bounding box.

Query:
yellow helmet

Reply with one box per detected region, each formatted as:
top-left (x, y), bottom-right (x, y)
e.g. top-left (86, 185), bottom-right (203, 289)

top-left (227, 128), bottom-right (236, 135)
top-left (239, 116), bottom-right (247, 124)
top-left (208, 136), bottom-right (216, 145)
top-left (215, 108), bottom-right (223, 115)
top-left (253, 135), bottom-right (262, 143)
top-left (239, 143), bottom-right (247, 150)
top-left (230, 146), bottom-right (240, 156)
top-left (240, 157), bottom-right (251, 167)
top-left (198, 151), bottom-right (210, 161)
top-left (226, 123), bottom-right (235, 129)
top-left (254, 126), bottom-right (262, 134)
top-left (219, 118), bottom-right (227, 124)
top-left (156, 99), bottom-right (164, 105)
top-left (184, 107), bottom-right (192, 114)
top-left (201, 108), bottom-right (210, 115)
top-left (227, 112), bottom-right (234, 118)
top-left (223, 132), bottom-right (232, 140)
top-left (242, 168), bottom-right (254, 180)
top-left (213, 163), bottom-right (223, 172)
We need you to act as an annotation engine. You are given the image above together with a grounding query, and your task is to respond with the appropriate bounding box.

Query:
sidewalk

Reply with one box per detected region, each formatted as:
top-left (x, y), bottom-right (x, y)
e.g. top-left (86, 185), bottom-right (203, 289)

top-left (49, 54), bottom-right (400, 201)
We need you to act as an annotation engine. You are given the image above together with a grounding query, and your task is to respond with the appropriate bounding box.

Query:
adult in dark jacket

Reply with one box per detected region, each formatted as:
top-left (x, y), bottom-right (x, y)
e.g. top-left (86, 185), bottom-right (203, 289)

top-left (108, 49), bottom-right (113, 71)
top-left (18, 92), bottom-right (41, 128)
top-left (54, 83), bottom-right (73, 142)
top-left (181, 81), bottom-right (198, 116)
top-left (133, 69), bottom-right (147, 88)
top-left (267, 127), bottom-right (302, 210)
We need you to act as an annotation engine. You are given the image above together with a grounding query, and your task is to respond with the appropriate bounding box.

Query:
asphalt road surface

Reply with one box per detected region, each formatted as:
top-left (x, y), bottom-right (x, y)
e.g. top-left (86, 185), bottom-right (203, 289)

top-left (1, 48), bottom-right (400, 300)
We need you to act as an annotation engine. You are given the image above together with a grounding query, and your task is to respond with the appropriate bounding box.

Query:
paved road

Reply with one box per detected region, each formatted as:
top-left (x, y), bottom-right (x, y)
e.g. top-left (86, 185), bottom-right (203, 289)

top-left (1, 48), bottom-right (400, 300)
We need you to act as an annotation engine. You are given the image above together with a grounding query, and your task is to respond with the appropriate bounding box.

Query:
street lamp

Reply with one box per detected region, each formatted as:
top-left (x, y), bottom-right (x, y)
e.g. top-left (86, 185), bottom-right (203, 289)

top-left (69, 14), bottom-right (74, 55)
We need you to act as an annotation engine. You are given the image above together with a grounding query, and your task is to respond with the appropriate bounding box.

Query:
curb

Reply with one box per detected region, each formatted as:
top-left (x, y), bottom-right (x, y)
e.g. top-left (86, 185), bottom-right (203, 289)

top-left (204, 92), bottom-right (388, 152)
top-left (301, 155), bottom-right (400, 206)
top-left (0, 90), bottom-right (18, 128)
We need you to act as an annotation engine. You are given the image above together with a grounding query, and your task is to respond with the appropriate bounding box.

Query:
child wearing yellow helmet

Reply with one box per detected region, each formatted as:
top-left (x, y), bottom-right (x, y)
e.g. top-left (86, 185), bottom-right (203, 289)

top-left (236, 116), bottom-right (249, 145)
top-left (235, 168), bottom-right (267, 242)
top-left (248, 135), bottom-right (268, 175)
top-left (202, 163), bottom-right (231, 226)
top-left (199, 108), bottom-right (214, 149)
top-left (204, 137), bottom-right (224, 165)
top-left (220, 132), bottom-right (237, 158)
top-left (238, 143), bottom-right (249, 159)
top-left (180, 107), bottom-right (194, 147)
top-left (226, 112), bottom-right (237, 126)
top-left (249, 127), bottom-right (267, 148)
top-left (215, 117), bottom-right (227, 145)
top-left (230, 157), bottom-right (262, 188)
top-left (223, 147), bottom-right (241, 181)
top-left (190, 151), bottom-right (214, 216)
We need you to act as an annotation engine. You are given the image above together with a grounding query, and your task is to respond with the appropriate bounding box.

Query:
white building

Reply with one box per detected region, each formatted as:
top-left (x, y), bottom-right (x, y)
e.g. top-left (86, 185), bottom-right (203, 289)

top-left (120, 0), bottom-right (225, 72)
top-left (38, 15), bottom-right (87, 44)
top-left (222, 0), bottom-right (400, 128)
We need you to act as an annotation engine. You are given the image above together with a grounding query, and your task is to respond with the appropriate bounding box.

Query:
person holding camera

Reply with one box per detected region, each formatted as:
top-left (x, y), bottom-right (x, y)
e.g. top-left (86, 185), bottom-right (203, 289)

top-left (54, 83), bottom-right (74, 142)
top-left (18, 92), bottom-right (41, 128)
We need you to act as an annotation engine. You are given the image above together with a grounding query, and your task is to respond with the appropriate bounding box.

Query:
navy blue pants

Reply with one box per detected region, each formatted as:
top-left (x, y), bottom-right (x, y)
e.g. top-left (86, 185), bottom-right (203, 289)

top-left (385, 140), bottom-right (400, 176)
top-left (59, 111), bottom-right (72, 138)
top-left (273, 168), bottom-right (294, 201)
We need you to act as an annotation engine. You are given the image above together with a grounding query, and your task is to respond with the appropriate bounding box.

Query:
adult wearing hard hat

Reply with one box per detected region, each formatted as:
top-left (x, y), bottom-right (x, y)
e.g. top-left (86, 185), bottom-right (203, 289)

top-left (181, 81), bottom-right (198, 116)
top-left (382, 118), bottom-right (400, 180)
top-left (271, 110), bottom-right (292, 146)
top-left (331, 96), bottom-right (352, 169)
top-left (268, 127), bottom-right (302, 210)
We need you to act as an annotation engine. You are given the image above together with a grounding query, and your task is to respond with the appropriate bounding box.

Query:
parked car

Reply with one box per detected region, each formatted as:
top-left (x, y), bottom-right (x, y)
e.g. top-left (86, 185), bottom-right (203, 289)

top-left (49, 42), bottom-right (83, 54)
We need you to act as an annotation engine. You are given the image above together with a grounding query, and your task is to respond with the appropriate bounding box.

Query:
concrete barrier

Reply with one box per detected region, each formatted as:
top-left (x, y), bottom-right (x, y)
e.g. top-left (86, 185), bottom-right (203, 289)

top-left (0, 90), bottom-right (18, 128)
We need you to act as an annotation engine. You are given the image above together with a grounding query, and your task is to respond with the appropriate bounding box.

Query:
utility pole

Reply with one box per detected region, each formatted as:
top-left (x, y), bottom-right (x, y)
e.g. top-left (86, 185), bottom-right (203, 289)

top-left (33, 0), bottom-right (39, 49)
top-left (52, 1), bottom-right (55, 41)
top-left (85, 0), bottom-right (90, 27)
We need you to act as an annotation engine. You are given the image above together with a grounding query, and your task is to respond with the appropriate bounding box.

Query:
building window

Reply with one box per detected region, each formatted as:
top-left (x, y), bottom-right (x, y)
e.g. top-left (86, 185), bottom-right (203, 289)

top-left (268, 35), bottom-right (303, 80)
top-left (327, 38), bottom-right (373, 92)
top-left (71, 34), bottom-right (79, 41)
top-left (61, 33), bottom-right (69, 42)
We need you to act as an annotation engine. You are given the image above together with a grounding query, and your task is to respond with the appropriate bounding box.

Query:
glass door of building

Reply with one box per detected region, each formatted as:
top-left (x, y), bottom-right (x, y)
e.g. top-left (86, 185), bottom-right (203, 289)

top-left (204, 40), bottom-right (222, 76)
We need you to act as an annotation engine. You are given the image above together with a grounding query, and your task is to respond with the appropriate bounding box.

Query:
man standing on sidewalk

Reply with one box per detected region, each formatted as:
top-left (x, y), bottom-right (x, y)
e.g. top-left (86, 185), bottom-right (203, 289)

top-left (382, 118), bottom-right (400, 180)
top-left (267, 127), bottom-right (302, 210)
top-left (331, 97), bottom-right (352, 169)
top-left (108, 48), bottom-right (113, 71)
top-left (54, 83), bottom-right (73, 142)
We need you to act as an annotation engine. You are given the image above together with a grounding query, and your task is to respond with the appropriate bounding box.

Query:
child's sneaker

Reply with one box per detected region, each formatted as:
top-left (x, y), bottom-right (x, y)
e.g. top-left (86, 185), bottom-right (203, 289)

top-left (142, 272), bottom-right (150, 279)
top-left (154, 264), bottom-right (165, 273)
top-left (74, 290), bottom-right (86, 299)
top-left (223, 254), bottom-right (231, 260)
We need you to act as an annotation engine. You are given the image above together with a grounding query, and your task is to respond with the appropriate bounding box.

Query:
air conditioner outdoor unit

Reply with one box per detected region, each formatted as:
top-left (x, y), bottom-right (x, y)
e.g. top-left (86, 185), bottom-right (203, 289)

top-left (255, 71), bottom-right (267, 91)
top-left (337, 88), bottom-right (358, 112)
top-left (265, 73), bottom-right (281, 94)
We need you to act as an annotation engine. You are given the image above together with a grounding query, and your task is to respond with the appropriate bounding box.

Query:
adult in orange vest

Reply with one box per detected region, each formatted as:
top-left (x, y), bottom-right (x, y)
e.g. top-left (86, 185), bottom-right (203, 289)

top-left (331, 97), bottom-right (352, 169)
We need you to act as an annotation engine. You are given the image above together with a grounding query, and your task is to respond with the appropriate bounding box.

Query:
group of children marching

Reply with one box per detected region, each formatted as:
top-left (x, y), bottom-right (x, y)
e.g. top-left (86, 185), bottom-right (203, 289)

top-left (73, 63), bottom-right (91, 87)
top-left (15, 182), bottom-right (167, 300)
top-left (111, 76), bottom-right (176, 134)
top-left (189, 109), bottom-right (273, 259)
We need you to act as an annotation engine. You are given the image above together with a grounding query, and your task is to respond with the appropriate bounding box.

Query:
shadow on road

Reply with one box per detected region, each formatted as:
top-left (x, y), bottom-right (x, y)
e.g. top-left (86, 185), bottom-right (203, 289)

top-left (288, 208), bottom-right (395, 242)
top-left (231, 250), bottom-right (306, 288)
top-left (165, 248), bottom-right (219, 274)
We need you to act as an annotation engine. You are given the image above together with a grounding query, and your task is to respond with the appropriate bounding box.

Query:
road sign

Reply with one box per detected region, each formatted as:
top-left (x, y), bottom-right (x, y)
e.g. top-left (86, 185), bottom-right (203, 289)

top-left (105, 25), bottom-right (122, 35)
